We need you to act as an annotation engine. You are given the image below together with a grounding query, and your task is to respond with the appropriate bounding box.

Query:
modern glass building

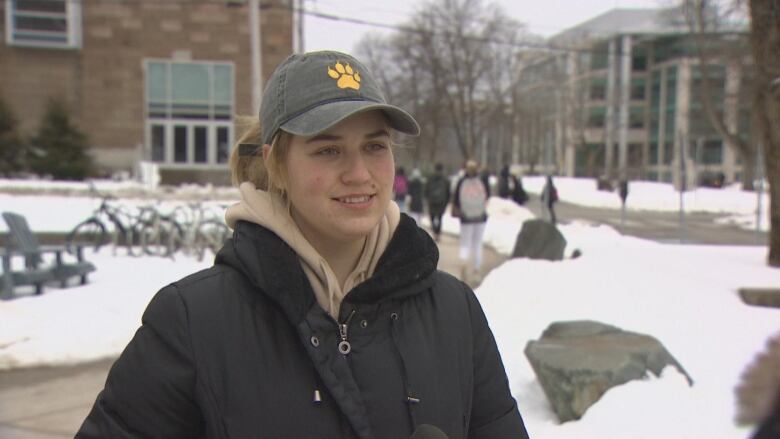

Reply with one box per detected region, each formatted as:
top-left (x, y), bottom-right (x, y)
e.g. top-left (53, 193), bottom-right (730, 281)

top-left (514, 8), bottom-right (751, 186)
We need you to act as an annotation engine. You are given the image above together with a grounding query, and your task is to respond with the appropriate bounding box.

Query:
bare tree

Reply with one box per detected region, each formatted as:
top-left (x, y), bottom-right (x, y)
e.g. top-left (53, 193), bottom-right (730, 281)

top-left (404, 0), bottom-right (524, 161)
top-left (678, 0), bottom-right (757, 189)
top-left (748, 0), bottom-right (780, 266)
top-left (356, 35), bottom-right (439, 164)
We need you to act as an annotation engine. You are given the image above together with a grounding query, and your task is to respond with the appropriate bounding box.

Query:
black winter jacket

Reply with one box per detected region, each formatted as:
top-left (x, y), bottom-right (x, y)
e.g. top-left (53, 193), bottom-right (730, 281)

top-left (76, 216), bottom-right (528, 439)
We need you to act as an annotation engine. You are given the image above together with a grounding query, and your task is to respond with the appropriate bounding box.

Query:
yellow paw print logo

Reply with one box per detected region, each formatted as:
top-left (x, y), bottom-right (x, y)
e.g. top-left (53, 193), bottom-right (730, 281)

top-left (327, 62), bottom-right (361, 90)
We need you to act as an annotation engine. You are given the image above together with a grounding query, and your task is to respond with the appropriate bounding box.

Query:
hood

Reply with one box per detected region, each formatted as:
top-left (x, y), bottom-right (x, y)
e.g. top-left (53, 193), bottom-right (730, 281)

top-left (224, 182), bottom-right (402, 318)
top-left (215, 214), bottom-right (439, 325)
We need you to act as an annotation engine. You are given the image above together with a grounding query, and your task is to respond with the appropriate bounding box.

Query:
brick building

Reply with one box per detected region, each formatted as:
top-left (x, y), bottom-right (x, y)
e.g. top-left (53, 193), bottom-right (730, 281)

top-left (1, 0), bottom-right (293, 184)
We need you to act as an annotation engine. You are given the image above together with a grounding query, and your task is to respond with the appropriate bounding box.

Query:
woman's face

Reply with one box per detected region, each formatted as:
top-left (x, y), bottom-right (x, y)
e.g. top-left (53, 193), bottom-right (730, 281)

top-left (282, 111), bottom-right (395, 249)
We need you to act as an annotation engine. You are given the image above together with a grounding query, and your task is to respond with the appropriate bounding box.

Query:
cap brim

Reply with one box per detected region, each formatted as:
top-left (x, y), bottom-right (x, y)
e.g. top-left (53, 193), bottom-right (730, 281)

top-left (279, 100), bottom-right (420, 138)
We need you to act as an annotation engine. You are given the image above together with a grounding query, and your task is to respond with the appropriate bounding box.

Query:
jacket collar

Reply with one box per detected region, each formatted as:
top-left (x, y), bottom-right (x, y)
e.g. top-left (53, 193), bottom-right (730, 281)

top-left (216, 214), bottom-right (439, 324)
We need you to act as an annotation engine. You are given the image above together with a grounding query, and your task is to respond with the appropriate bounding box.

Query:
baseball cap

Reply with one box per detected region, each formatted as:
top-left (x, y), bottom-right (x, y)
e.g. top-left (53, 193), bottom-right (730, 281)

top-left (259, 50), bottom-right (420, 146)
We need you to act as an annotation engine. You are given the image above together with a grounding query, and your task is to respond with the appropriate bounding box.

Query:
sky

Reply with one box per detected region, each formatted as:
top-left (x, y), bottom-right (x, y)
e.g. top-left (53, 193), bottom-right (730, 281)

top-left (0, 176), bottom-right (776, 438)
top-left (301, 0), bottom-right (668, 54)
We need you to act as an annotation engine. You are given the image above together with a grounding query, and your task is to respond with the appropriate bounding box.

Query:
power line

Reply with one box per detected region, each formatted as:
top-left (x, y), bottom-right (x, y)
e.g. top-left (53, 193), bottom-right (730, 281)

top-left (54, 0), bottom-right (724, 57)
top-left (56, 0), bottom-right (630, 56)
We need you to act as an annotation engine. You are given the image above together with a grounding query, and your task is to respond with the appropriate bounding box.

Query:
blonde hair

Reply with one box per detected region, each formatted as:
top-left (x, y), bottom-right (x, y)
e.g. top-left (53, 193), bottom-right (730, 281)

top-left (229, 115), bottom-right (293, 201)
top-left (229, 112), bottom-right (402, 202)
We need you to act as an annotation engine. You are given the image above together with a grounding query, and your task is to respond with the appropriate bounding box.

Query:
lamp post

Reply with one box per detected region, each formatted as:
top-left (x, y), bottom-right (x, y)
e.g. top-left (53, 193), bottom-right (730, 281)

top-left (249, 0), bottom-right (263, 114)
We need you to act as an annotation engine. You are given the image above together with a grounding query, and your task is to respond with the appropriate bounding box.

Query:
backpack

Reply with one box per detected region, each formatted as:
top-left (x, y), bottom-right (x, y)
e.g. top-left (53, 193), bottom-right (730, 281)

top-left (427, 176), bottom-right (449, 205)
top-left (458, 177), bottom-right (488, 220)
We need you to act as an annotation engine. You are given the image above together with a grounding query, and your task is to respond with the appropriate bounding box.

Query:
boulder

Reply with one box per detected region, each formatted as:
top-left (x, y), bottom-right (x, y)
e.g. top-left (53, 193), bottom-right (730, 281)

top-left (525, 320), bottom-right (693, 422)
top-left (511, 219), bottom-right (566, 261)
top-left (739, 288), bottom-right (780, 309)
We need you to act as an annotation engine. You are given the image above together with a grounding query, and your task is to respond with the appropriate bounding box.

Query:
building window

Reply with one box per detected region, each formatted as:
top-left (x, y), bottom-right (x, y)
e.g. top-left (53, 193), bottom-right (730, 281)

top-left (5, 0), bottom-right (82, 48)
top-left (629, 107), bottom-right (645, 129)
top-left (587, 107), bottom-right (606, 128)
top-left (699, 139), bottom-right (723, 165)
top-left (145, 60), bottom-right (234, 167)
top-left (590, 84), bottom-right (606, 100)
top-left (630, 78), bottom-right (646, 100)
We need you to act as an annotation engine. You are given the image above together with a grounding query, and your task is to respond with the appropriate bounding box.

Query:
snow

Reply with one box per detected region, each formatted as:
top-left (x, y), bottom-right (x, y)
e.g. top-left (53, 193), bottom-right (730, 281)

top-left (521, 176), bottom-right (769, 232)
top-left (0, 177), bottom-right (776, 438)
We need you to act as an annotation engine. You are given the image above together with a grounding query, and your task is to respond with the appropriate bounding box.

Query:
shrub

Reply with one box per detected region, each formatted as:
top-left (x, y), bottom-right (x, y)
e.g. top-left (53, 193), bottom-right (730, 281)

top-left (30, 99), bottom-right (94, 180)
top-left (0, 98), bottom-right (27, 176)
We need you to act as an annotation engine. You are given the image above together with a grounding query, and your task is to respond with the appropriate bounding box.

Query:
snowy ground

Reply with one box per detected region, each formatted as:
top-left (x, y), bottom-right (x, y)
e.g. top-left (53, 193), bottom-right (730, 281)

top-left (0, 175), bottom-right (769, 233)
top-left (0, 178), bottom-right (777, 438)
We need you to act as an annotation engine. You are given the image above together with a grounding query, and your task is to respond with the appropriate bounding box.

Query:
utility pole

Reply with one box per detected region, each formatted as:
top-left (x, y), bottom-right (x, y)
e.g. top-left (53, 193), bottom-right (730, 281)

top-left (617, 35), bottom-right (632, 181)
top-left (249, 0), bottom-right (263, 114)
top-left (678, 133), bottom-right (688, 244)
top-left (297, 0), bottom-right (305, 52)
top-left (756, 142), bottom-right (765, 244)
top-left (605, 38), bottom-right (616, 179)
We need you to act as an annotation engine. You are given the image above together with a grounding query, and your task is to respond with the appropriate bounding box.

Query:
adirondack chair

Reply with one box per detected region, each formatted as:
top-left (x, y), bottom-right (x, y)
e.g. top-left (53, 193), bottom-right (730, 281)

top-left (1, 212), bottom-right (96, 299)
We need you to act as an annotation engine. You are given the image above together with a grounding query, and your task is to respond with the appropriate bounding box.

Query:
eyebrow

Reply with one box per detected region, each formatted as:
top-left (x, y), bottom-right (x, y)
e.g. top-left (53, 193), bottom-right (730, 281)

top-left (305, 129), bottom-right (390, 144)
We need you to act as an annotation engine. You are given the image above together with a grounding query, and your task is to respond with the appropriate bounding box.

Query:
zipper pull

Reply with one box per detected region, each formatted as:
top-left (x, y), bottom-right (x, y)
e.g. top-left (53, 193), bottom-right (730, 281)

top-left (337, 309), bottom-right (356, 355)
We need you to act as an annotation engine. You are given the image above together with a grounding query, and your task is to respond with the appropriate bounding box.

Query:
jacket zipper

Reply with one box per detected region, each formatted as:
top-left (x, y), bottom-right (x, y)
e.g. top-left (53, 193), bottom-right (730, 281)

top-left (337, 309), bottom-right (356, 355)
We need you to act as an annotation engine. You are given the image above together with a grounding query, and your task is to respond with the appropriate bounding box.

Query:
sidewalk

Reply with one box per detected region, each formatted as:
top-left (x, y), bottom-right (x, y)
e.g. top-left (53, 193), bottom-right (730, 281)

top-left (0, 231), bottom-right (507, 438)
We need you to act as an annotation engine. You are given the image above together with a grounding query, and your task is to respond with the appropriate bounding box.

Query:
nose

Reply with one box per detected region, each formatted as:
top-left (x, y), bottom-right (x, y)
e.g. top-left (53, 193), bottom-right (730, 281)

top-left (341, 151), bottom-right (372, 184)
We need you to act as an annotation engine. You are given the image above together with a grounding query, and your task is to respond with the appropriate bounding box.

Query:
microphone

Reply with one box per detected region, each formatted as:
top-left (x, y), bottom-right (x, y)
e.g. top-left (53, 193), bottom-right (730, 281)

top-left (410, 424), bottom-right (449, 439)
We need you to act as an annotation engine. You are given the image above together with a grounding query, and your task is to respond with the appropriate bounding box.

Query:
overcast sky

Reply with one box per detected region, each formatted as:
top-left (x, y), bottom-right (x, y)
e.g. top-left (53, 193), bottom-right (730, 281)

top-left (301, 0), bottom-right (668, 54)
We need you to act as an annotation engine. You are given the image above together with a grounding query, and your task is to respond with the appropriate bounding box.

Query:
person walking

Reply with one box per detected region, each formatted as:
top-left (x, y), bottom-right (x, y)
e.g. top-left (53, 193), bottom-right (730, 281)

top-left (424, 163), bottom-right (450, 242)
top-left (76, 50), bottom-right (528, 439)
top-left (541, 175), bottom-right (559, 225)
top-left (393, 166), bottom-right (408, 212)
top-left (407, 168), bottom-right (424, 224)
top-left (497, 164), bottom-right (528, 206)
top-left (452, 159), bottom-right (490, 284)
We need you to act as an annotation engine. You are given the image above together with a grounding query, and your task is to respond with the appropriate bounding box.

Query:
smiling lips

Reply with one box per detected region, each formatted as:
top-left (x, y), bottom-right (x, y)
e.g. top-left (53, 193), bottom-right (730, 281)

top-left (335, 194), bottom-right (374, 205)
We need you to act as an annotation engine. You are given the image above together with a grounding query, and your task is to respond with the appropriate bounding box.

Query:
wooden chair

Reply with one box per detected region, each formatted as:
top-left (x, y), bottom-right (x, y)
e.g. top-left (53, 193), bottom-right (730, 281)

top-left (1, 212), bottom-right (96, 299)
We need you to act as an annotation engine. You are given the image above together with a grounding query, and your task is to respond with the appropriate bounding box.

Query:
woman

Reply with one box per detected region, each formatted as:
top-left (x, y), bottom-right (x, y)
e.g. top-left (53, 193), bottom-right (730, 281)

top-left (541, 175), bottom-right (559, 225)
top-left (76, 51), bottom-right (527, 439)
top-left (393, 166), bottom-right (408, 212)
top-left (425, 163), bottom-right (450, 242)
top-left (406, 168), bottom-right (425, 224)
top-left (452, 160), bottom-right (490, 285)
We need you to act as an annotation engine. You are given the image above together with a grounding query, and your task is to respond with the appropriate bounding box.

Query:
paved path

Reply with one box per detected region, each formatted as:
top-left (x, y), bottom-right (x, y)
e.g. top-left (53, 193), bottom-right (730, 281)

top-left (524, 194), bottom-right (767, 246)
top-left (0, 229), bottom-right (506, 438)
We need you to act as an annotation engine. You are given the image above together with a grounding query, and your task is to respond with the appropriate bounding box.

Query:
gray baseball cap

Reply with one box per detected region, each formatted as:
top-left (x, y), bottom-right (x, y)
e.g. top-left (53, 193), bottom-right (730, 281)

top-left (259, 50), bottom-right (420, 146)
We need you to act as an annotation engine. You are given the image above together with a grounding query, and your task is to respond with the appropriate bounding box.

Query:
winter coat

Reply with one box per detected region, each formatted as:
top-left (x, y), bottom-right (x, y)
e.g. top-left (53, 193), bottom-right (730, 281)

top-left (541, 178), bottom-right (558, 208)
top-left (425, 174), bottom-right (450, 215)
top-left (453, 176), bottom-right (489, 224)
top-left (407, 178), bottom-right (425, 213)
top-left (497, 174), bottom-right (528, 206)
top-left (76, 216), bottom-right (528, 439)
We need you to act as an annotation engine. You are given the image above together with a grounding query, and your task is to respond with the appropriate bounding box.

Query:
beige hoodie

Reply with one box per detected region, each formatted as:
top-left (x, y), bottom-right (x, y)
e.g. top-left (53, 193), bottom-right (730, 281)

top-left (225, 182), bottom-right (400, 319)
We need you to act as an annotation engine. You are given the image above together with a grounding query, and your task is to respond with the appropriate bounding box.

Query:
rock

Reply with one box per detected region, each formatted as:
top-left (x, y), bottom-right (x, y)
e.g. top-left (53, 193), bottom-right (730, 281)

top-left (739, 288), bottom-right (780, 309)
top-left (511, 219), bottom-right (566, 261)
top-left (735, 332), bottom-right (780, 425)
top-left (524, 320), bottom-right (693, 422)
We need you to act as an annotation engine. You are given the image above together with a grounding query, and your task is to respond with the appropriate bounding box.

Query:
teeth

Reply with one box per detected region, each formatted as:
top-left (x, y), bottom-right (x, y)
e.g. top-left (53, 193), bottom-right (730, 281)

top-left (340, 195), bottom-right (370, 204)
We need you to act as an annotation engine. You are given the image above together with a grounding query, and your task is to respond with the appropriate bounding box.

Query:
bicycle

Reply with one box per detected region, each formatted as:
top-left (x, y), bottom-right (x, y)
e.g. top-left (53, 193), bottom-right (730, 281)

top-left (135, 203), bottom-right (184, 258)
top-left (171, 202), bottom-right (230, 261)
top-left (66, 191), bottom-right (140, 256)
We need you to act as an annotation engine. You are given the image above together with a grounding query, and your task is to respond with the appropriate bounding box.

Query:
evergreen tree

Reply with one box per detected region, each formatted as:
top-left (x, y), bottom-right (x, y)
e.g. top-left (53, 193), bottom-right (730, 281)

top-left (30, 99), bottom-right (94, 180)
top-left (0, 97), bottom-right (25, 176)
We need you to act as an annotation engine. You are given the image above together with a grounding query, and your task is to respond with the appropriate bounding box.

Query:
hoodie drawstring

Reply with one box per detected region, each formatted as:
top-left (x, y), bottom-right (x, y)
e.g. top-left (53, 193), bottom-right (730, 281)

top-left (389, 311), bottom-right (419, 431)
top-left (313, 368), bottom-right (324, 403)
